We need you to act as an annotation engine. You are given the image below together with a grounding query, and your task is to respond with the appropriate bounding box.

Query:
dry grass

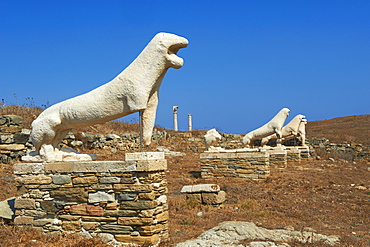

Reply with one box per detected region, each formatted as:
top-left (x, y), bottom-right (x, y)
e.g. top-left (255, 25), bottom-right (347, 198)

top-left (166, 154), bottom-right (370, 246)
top-left (0, 105), bottom-right (43, 129)
top-left (307, 115), bottom-right (370, 146)
top-left (0, 224), bottom-right (111, 247)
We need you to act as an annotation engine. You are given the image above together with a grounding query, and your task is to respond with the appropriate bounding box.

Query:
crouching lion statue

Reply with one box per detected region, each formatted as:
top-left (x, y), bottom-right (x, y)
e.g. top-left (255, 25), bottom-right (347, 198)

top-left (31, 32), bottom-right (188, 161)
top-left (242, 108), bottom-right (290, 147)
top-left (261, 114), bottom-right (307, 146)
top-left (204, 128), bottom-right (222, 150)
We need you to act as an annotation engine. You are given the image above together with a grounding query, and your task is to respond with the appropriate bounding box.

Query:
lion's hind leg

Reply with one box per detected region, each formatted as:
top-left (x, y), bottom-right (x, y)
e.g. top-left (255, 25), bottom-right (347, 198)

top-left (275, 129), bottom-right (283, 147)
top-left (31, 114), bottom-right (62, 153)
top-left (52, 129), bottom-right (71, 150)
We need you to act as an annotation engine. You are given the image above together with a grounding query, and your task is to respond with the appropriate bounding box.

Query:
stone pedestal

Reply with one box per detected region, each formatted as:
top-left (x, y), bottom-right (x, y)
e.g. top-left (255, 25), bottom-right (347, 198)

top-left (265, 148), bottom-right (288, 168)
top-left (285, 147), bottom-right (301, 162)
top-left (297, 146), bottom-right (310, 158)
top-left (13, 153), bottom-right (168, 246)
top-left (200, 152), bottom-right (270, 180)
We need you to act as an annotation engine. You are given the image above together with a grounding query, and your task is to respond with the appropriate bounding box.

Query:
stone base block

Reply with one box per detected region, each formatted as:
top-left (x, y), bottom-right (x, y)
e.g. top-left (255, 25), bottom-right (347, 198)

top-left (181, 184), bottom-right (226, 206)
top-left (12, 159), bottom-right (169, 246)
top-left (115, 234), bottom-right (160, 246)
top-left (202, 191), bottom-right (226, 205)
top-left (200, 152), bottom-right (270, 180)
top-left (125, 152), bottom-right (164, 161)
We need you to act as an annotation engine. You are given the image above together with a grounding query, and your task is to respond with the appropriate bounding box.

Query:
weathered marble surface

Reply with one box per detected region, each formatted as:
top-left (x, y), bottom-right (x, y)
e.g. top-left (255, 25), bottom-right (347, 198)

top-left (204, 128), bottom-right (222, 150)
top-left (242, 108), bottom-right (290, 147)
top-left (29, 32), bottom-right (188, 162)
top-left (261, 114), bottom-right (307, 146)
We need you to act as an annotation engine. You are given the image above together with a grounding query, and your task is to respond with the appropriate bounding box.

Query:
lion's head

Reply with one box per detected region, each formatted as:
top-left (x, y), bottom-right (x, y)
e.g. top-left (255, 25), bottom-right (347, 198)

top-left (297, 114), bottom-right (307, 123)
top-left (151, 32), bottom-right (189, 69)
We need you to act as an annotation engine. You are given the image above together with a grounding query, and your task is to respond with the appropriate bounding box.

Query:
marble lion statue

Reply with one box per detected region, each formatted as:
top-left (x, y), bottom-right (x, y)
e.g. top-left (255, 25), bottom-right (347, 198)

top-left (204, 128), bottom-right (222, 150)
top-left (242, 108), bottom-right (290, 147)
top-left (31, 32), bottom-right (188, 159)
top-left (261, 114), bottom-right (307, 146)
top-left (296, 117), bottom-right (307, 146)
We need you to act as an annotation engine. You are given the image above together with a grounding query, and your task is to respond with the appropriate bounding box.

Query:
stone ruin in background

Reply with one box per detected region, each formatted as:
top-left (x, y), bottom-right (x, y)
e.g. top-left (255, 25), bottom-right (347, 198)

top-left (0, 115), bottom-right (30, 164)
top-left (200, 108), bottom-right (310, 180)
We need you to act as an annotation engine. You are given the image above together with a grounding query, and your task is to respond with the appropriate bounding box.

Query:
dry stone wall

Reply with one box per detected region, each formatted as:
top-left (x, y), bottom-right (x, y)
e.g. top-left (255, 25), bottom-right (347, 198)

top-left (307, 138), bottom-right (370, 161)
top-left (266, 149), bottom-right (288, 168)
top-left (13, 156), bottom-right (168, 246)
top-left (200, 152), bottom-right (270, 180)
top-left (0, 115), bottom-right (30, 163)
top-left (199, 146), bottom-right (313, 180)
top-left (1, 114), bottom-right (369, 164)
top-left (180, 184), bottom-right (226, 207)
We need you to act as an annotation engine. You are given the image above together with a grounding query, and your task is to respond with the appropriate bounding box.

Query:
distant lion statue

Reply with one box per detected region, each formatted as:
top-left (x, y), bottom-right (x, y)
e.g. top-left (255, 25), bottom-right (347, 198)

top-left (204, 128), bottom-right (222, 150)
top-left (31, 32), bottom-right (188, 161)
top-left (296, 117), bottom-right (307, 146)
top-left (261, 114), bottom-right (307, 146)
top-left (242, 108), bottom-right (290, 147)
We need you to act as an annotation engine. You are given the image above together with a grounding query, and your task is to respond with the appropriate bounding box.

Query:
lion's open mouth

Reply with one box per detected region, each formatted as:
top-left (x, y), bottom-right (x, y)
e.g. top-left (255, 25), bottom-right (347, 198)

top-left (168, 41), bottom-right (188, 60)
top-left (167, 41), bottom-right (188, 69)
top-left (168, 42), bottom-right (188, 55)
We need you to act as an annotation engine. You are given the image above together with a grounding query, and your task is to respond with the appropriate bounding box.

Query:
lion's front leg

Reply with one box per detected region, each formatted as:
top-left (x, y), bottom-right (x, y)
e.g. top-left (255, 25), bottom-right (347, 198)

top-left (275, 129), bottom-right (283, 147)
top-left (141, 90), bottom-right (159, 147)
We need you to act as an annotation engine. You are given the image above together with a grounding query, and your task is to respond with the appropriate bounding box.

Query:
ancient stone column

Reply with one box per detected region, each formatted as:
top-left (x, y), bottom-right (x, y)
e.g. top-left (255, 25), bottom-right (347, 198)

top-left (173, 106), bottom-right (178, 131)
top-left (188, 114), bottom-right (192, 131)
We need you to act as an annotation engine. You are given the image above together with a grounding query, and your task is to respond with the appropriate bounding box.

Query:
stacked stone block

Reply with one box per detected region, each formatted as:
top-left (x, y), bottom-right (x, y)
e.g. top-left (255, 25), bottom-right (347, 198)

top-left (306, 138), bottom-right (370, 160)
top-left (265, 149), bottom-right (288, 168)
top-left (13, 154), bottom-right (168, 246)
top-left (286, 147), bottom-right (301, 162)
top-left (0, 115), bottom-right (30, 163)
top-left (297, 146), bottom-right (310, 159)
top-left (63, 130), bottom-right (168, 152)
top-left (181, 184), bottom-right (226, 207)
top-left (200, 152), bottom-right (270, 180)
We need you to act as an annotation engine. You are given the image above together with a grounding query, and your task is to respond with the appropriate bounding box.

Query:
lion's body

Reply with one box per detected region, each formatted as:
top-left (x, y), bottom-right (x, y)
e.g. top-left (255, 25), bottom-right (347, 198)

top-left (204, 129), bottom-right (222, 150)
top-left (242, 108), bottom-right (290, 147)
top-left (31, 33), bottom-right (188, 155)
top-left (261, 114), bottom-right (306, 146)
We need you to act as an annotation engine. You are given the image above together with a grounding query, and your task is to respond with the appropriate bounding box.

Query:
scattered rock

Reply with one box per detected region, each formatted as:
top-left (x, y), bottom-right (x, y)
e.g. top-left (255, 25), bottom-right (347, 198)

top-left (355, 185), bottom-right (367, 190)
top-left (176, 221), bottom-right (340, 247)
top-left (0, 197), bottom-right (15, 220)
top-left (156, 146), bottom-right (184, 157)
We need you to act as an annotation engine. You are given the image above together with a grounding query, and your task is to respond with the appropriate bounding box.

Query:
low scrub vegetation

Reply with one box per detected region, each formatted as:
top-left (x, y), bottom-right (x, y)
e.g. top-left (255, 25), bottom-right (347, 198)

top-left (0, 224), bottom-right (111, 247)
top-left (0, 103), bottom-right (369, 246)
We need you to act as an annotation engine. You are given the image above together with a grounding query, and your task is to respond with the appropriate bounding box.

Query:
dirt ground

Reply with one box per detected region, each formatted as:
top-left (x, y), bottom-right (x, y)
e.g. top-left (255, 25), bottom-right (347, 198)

top-left (0, 111), bottom-right (369, 246)
top-left (164, 153), bottom-right (369, 246)
top-left (1, 154), bottom-right (369, 246)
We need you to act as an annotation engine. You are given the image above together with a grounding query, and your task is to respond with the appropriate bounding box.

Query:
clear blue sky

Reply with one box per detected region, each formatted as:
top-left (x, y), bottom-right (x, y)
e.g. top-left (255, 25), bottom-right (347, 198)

top-left (1, 1), bottom-right (369, 134)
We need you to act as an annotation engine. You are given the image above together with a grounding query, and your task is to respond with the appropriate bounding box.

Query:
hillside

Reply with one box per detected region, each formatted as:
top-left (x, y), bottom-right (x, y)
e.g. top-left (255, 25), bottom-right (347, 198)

top-left (0, 107), bottom-right (369, 246)
top-left (1, 105), bottom-right (369, 147)
top-left (307, 115), bottom-right (370, 147)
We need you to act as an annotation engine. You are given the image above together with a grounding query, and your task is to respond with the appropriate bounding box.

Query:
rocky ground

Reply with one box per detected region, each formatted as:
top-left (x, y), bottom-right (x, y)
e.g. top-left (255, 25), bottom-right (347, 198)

top-left (164, 153), bottom-right (369, 247)
top-left (0, 107), bottom-right (369, 246)
top-left (176, 221), bottom-right (340, 246)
